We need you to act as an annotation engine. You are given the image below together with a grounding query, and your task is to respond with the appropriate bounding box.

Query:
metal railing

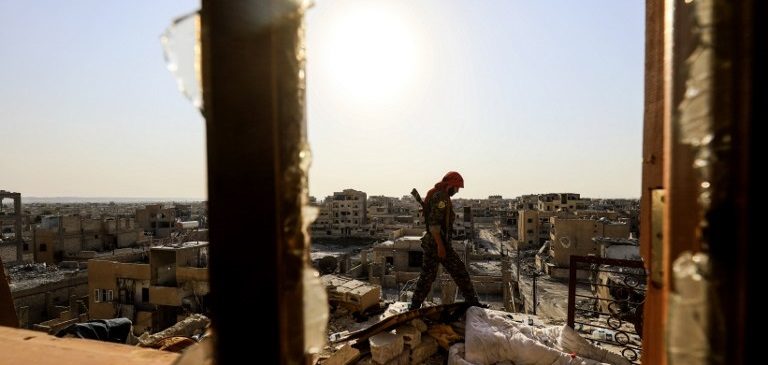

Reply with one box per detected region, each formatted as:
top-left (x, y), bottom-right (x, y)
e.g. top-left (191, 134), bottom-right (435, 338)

top-left (399, 277), bottom-right (419, 301)
top-left (567, 255), bottom-right (646, 364)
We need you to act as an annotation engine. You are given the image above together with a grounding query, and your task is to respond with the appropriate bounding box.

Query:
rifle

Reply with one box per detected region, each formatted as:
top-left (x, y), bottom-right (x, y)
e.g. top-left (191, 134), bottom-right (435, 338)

top-left (410, 188), bottom-right (425, 209)
top-left (411, 188), bottom-right (438, 239)
top-left (412, 188), bottom-right (433, 234)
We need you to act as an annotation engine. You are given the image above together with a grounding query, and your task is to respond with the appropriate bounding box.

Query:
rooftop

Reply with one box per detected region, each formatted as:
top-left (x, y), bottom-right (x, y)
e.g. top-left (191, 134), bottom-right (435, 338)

top-left (7, 263), bottom-right (85, 292)
top-left (150, 241), bottom-right (208, 251)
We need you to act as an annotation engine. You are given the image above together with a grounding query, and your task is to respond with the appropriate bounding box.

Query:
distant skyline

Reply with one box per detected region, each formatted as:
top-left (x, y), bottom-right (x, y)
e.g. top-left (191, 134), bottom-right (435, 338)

top-left (17, 197), bottom-right (203, 204)
top-left (1, 1), bottom-right (643, 200)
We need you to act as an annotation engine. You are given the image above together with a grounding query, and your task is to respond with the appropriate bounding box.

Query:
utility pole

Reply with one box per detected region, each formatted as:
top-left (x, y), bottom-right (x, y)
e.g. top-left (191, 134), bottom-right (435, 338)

top-left (532, 271), bottom-right (538, 315)
top-left (516, 245), bottom-right (521, 283)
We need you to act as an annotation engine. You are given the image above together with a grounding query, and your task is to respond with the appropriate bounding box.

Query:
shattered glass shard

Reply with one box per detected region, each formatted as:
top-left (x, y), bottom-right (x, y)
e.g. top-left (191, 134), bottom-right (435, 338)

top-left (161, 11), bottom-right (202, 111)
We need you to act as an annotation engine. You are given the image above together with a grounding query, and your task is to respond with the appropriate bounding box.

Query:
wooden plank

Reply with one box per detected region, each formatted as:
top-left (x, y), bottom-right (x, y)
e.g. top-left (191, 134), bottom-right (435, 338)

top-left (708, 1), bottom-right (759, 362)
top-left (639, 0), bottom-right (667, 363)
top-left (0, 326), bottom-right (178, 365)
top-left (331, 303), bottom-right (469, 345)
top-left (201, 1), bottom-right (308, 363)
top-left (664, 0), bottom-right (702, 279)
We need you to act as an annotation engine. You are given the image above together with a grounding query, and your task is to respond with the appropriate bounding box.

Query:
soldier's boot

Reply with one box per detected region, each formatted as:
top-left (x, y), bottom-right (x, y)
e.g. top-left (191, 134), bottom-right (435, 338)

top-left (462, 292), bottom-right (488, 309)
top-left (471, 302), bottom-right (490, 309)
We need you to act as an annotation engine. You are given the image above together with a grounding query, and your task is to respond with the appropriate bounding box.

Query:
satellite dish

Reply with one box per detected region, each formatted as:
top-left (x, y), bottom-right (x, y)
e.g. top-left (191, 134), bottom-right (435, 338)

top-left (559, 237), bottom-right (571, 248)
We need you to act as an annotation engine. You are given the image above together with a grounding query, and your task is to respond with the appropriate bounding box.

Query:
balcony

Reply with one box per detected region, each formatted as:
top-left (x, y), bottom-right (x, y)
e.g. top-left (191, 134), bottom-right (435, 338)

top-left (567, 255), bottom-right (646, 364)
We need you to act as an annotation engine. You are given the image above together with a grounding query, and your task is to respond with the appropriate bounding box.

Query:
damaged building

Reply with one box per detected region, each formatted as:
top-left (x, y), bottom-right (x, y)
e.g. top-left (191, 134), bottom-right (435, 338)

top-left (363, 229), bottom-right (428, 289)
top-left (88, 241), bottom-right (209, 334)
top-left (0, 0), bottom-right (760, 362)
top-left (7, 262), bottom-right (89, 332)
top-left (311, 190), bottom-right (424, 240)
top-left (0, 190), bottom-right (30, 263)
top-left (538, 217), bottom-right (631, 279)
top-left (33, 215), bottom-right (145, 264)
top-left (595, 237), bottom-right (641, 261)
top-left (135, 204), bottom-right (177, 239)
top-left (366, 195), bottom-right (421, 239)
top-left (536, 193), bottom-right (587, 212)
top-left (312, 189), bottom-right (369, 237)
top-left (592, 265), bottom-right (646, 339)
top-left (517, 210), bottom-right (557, 249)
top-left (362, 229), bottom-right (502, 304)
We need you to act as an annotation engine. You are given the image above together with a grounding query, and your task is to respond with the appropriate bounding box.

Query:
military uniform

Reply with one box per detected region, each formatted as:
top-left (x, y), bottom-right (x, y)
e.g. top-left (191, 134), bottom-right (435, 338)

top-left (410, 190), bottom-right (480, 309)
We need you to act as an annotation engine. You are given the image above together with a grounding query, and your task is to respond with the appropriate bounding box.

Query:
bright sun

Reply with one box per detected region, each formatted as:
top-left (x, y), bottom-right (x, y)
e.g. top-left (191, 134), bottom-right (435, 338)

top-left (320, 3), bottom-right (421, 105)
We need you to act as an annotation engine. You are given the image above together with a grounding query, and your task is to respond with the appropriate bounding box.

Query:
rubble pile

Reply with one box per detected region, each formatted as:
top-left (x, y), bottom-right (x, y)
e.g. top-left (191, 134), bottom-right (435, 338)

top-left (320, 304), bottom-right (631, 365)
top-left (323, 315), bottom-right (446, 365)
top-left (7, 262), bottom-right (83, 291)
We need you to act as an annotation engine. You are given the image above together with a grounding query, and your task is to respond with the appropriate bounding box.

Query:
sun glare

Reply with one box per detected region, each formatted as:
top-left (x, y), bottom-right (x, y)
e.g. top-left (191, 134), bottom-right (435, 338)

top-left (320, 3), bottom-right (420, 105)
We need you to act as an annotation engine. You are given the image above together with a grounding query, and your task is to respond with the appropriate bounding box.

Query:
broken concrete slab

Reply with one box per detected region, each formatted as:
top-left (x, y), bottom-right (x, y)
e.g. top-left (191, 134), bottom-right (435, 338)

top-left (340, 280), bottom-right (367, 290)
top-left (323, 274), bottom-right (382, 312)
top-left (324, 343), bottom-right (361, 365)
top-left (138, 313), bottom-right (210, 347)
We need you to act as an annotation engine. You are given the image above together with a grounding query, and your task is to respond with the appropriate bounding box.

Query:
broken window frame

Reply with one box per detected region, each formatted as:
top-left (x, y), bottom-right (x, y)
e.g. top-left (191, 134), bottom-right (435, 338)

top-left (0, 1), bottom-right (757, 363)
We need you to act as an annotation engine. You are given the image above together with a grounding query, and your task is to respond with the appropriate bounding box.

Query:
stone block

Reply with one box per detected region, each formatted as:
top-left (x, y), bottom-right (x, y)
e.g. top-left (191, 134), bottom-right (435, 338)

top-left (382, 349), bottom-right (409, 365)
top-left (395, 325), bottom-right (421, 348)
top-left (410, 318), bottom-right (428, 333)
top-left (410, 335), bottom-right (438, 364)
top-left (369, 332), bottom-right (403, 364)
top-left (325, 343), bottom-right (360, 365)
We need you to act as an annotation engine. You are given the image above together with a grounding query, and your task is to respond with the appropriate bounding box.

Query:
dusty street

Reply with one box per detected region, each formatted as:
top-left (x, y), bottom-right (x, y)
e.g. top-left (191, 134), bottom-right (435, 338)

top-left (474, 228), bottom-right (590, 323)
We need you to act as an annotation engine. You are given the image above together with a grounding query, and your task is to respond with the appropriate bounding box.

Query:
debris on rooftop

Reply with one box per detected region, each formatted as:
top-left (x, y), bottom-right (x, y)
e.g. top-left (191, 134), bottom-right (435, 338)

top-left (320, 303), bottom-right (631, 365)
top-left (7, 262), bottom-right (84, 291)
top-left (323, 274), bottom-right (382, 313)
top-left (136, 313), bottom-right (210, 348)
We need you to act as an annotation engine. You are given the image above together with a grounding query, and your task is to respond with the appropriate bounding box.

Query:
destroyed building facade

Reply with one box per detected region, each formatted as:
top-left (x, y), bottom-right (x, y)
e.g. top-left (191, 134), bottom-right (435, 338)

top-left (542, 217), bottom-right (630, 278)
top-left (33, 215), bottom-right (144, 264)
top-left (88, 241), bottom-right (209, 334)
top-left (135, 204), bottom-right (177, 238)
top-left (536, 193), bottom-right (587, 212)
top-left (0, 190), bottom-right (28, 263)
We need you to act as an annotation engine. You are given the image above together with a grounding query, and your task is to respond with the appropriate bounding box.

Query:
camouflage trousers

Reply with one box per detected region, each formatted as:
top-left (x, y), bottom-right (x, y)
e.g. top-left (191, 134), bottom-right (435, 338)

top-left (410, 234), bottom-right (479, 309)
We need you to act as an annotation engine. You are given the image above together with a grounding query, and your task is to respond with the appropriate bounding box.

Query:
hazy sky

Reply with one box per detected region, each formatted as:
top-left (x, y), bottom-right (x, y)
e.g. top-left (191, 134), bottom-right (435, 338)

top-left (1, 1), bottom-right (644, 200)
top-left (0, 1), bottom-right (203, 199)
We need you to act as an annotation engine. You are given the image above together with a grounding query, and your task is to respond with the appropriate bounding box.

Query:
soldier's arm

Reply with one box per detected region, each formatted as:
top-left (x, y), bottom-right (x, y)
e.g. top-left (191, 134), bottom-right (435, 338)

top-left (429, 225), bottom-right (446, 260)
top-left (427, 193), bottom-right (449, 259)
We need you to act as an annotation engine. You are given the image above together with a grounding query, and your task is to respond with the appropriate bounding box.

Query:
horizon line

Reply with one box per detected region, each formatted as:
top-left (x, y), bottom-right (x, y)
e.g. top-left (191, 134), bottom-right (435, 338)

top-left (21, 196), bottom-right (206, 202)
